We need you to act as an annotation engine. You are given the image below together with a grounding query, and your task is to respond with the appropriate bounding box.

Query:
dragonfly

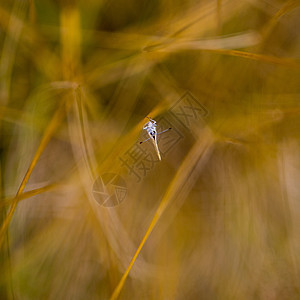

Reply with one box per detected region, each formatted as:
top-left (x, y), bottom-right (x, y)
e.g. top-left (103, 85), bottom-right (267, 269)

top-left (140, 117), bottom-right (171, 161)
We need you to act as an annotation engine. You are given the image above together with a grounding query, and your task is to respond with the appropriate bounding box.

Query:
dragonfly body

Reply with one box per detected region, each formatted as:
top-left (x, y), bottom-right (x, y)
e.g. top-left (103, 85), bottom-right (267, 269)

top-left (143, 118), bottom-right (161, 160)
top-left (140, 117), bottom-right (171, 161)
top-left (143, 118), bottom-right (157, 140)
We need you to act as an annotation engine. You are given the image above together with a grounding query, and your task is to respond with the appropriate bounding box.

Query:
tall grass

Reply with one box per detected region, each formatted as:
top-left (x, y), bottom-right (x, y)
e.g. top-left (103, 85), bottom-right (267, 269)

top-left (1, 0), bottom-right (300, 299)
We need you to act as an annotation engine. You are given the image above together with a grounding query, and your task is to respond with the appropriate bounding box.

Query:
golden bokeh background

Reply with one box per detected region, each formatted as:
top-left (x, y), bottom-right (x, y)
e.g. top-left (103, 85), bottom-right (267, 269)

top-left (1, 0), bottom-right (300, 299)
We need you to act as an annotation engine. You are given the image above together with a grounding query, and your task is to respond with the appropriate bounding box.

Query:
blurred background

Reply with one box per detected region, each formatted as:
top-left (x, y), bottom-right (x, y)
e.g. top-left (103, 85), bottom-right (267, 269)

top-left (1, 0), bottom-right (300, 299)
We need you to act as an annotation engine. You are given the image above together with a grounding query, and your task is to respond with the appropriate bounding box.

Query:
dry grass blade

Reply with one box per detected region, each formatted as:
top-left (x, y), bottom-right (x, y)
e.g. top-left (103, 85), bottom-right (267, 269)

top-left (110, 127), bottom-right (215, 300)
top-left (261, 0), bottom-right (300, 43)
top-left (0, 96), bottom-right (72, 247)
top-left (0, 0), bottom-right (27, 105)
top-left (0, 183), bottom-right (58, 209)
top-left (1, 0), bottom-right (300, 298)
top-left (199, 48), bottom-right (300, 68)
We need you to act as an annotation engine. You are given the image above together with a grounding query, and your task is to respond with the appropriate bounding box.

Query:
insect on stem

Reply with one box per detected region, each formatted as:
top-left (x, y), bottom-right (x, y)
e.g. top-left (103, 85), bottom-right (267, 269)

top-left (140, 116), bottom-right (172, 160)
top-left (139, 128), bottom-right (172, 144)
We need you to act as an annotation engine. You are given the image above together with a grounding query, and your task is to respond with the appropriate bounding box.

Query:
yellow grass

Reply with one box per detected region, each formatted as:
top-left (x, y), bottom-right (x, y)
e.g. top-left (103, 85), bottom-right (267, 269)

top-left (1, 0), bottom-right (300, 299)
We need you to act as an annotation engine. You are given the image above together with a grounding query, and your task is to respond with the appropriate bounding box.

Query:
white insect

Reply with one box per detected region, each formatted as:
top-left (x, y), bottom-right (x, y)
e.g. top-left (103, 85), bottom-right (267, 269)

top-left (140, 117), bottom-right (171, 161)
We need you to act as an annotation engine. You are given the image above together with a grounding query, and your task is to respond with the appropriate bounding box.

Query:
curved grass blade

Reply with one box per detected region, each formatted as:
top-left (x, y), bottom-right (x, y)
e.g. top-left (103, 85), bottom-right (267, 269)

top-left (0, 95), bottom-right (73, 247)
top-left (110, 127), bottom-right (215, 300)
